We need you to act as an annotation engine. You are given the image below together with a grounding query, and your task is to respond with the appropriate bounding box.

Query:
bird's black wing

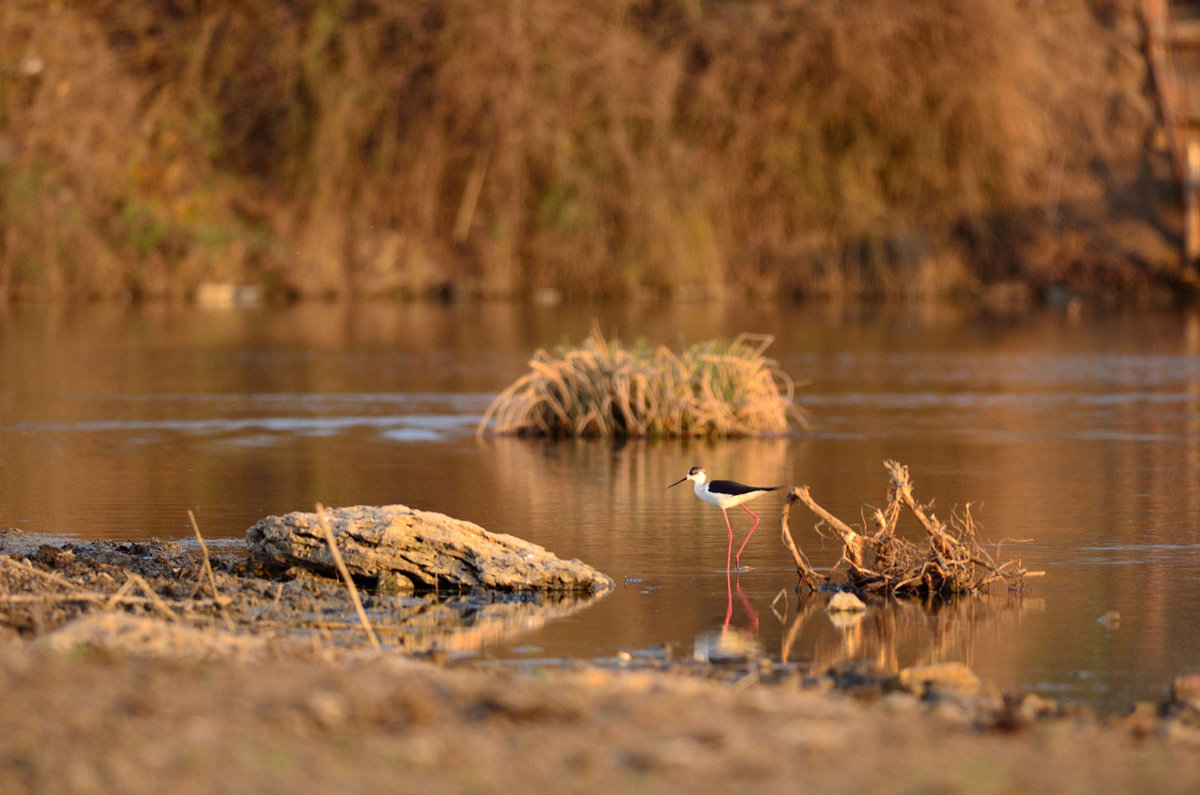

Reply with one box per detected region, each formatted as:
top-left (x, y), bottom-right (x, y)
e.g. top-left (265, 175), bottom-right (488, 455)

top-left (707, 480), bottom-right (782, 496)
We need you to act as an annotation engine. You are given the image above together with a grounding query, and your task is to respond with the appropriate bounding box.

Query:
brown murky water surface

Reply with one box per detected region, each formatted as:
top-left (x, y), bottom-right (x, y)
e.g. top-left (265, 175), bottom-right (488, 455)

top-left (2, 301), bottom-right (1199, 713)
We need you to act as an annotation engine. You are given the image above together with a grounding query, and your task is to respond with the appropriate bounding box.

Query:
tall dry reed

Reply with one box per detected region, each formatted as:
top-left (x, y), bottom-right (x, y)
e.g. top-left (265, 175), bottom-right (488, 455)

top-left (478, 329), bottom-right (805, 438)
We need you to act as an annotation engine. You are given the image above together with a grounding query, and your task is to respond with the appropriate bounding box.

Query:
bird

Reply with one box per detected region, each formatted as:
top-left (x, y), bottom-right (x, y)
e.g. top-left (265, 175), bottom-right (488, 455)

top-left (668, 465), bottom-right (783, 572)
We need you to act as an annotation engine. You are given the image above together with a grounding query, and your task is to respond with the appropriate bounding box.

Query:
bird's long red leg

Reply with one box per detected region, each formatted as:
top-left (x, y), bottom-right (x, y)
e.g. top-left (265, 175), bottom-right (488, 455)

top-left (734, 504), bottom-right (761, 567)
top-left (722, 507), bottom-right (734, 573)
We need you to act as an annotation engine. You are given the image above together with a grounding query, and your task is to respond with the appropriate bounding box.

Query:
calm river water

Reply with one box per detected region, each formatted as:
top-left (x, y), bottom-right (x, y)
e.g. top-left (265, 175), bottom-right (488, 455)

top-left (2, 301), bottom-right (1199, 713)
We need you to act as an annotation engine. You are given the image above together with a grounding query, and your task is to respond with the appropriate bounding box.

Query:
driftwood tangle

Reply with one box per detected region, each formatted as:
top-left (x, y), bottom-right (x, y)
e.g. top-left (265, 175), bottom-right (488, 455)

top-left (780, 460), bottom-right (1041, 596)
top-left (247, 505), bottom-right (614, 593)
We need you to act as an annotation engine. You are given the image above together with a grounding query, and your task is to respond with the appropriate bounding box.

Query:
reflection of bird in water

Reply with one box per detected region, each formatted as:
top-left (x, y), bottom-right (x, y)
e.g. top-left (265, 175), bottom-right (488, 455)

top-left (696, 579), bottom-right (761, 663)
top-left (723, 573), bottom-right (760, 635)
top-left (669, 465), bottom-right (782, 572)
top-left (694, 623), bottom-right (761, 663)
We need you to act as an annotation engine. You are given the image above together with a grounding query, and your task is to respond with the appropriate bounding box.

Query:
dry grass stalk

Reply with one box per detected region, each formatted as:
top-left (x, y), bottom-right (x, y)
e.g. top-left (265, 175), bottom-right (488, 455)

top-left (0, 556), bottom-right (91, 593)
top-left (315, 503), bottom-right (383, 653)
top-left (127, 573), bottom-right (180, 622)
top-left (1, 543), bottom-right (230, 622)
top-left (478, 329), bottom-right (806, 438)
top-left (101, 578), bottom-right (138, 612)
top-left (307, 596), bottom-right (336, 648)
top-left (780, 460), bottom-right (1041, 597)
top-left (189, 510), bottom-right (235, 630)
top-left (0, 592), bottom-right (224, 610)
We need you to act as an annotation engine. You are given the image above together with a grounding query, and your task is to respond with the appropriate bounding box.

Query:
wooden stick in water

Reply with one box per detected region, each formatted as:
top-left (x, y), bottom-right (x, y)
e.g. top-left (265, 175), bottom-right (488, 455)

top-left (779, 488), bottom-right (824, 589)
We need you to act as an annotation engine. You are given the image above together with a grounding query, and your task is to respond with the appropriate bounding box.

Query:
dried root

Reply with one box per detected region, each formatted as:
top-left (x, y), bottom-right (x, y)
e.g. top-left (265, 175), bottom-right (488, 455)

top-left (779, 460), bottom-right (1042, 597)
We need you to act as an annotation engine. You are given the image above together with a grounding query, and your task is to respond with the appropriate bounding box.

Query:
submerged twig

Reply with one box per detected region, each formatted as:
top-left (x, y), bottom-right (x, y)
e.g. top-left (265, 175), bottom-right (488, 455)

top-left (770, 589), bottom-right (790, 623)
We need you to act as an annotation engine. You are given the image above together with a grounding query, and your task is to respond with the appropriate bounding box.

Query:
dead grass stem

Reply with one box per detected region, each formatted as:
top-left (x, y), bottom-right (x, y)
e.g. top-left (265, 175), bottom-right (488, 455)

top-left (0, 556), bottom-right (91, 593)
top-left (189, 510), bottom-right (235, 630)
top-left (0, 592), bottom-right (224, 610)
top-left (127, 572), bottom-right (180, 622)
top-left (315, 503), bottom-right (383, 653)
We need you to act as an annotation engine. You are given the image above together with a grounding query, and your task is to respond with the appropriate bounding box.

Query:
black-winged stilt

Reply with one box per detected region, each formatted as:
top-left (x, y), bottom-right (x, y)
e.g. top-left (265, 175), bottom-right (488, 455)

top-left (668, 465), bottom-right (782, 571)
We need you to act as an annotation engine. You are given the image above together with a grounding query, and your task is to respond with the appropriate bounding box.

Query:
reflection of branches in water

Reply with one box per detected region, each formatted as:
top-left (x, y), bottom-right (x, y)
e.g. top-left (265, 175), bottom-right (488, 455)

top-left (777, 592), bottom-right (824, 666)
top-left (769, 461), bottom-right (1049, 680)
top-left (774, 589), bottom-right (1042, 673)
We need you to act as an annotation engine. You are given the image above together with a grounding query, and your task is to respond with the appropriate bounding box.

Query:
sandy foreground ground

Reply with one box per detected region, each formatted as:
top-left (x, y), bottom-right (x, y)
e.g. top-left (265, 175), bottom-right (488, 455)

top-left (2, 534), bottom-right (1200, 793)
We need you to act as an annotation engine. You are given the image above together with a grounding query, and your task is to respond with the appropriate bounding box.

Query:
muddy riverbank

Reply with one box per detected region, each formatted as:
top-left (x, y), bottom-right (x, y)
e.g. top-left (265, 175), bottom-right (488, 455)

top-left (2, 531), bottom-right (1200, 792)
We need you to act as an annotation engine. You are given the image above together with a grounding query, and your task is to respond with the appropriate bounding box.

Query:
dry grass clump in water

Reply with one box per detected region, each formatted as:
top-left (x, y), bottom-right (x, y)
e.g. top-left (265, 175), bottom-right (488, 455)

top-left (780, 460), bottom-right (1042, 596)
top-left (477, 330), bottom-right (806, 438)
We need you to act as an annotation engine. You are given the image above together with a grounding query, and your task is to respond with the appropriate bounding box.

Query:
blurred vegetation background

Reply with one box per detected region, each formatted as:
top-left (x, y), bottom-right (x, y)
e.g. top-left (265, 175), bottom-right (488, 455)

top-left (0, 0), bottom-right (1189, 303)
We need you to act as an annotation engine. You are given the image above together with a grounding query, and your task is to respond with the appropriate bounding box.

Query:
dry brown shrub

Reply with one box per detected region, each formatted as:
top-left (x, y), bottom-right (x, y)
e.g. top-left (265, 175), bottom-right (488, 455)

top-left (478, 328), bottom-right (806, 438)
top-left (0, 0), bottom-right (1167, 300)
top-left (781, 460), bottom-right (1040, 596)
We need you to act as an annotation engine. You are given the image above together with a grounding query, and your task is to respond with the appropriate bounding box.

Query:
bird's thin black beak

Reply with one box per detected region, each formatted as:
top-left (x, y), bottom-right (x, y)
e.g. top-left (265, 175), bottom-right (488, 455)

top-left (668, 476), bottom-right (687, 489)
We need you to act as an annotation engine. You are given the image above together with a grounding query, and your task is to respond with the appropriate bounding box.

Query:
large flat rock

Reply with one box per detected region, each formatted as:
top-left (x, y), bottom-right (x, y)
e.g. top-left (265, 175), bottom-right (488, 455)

top-left (246, 505), bottom-right (614, 593)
